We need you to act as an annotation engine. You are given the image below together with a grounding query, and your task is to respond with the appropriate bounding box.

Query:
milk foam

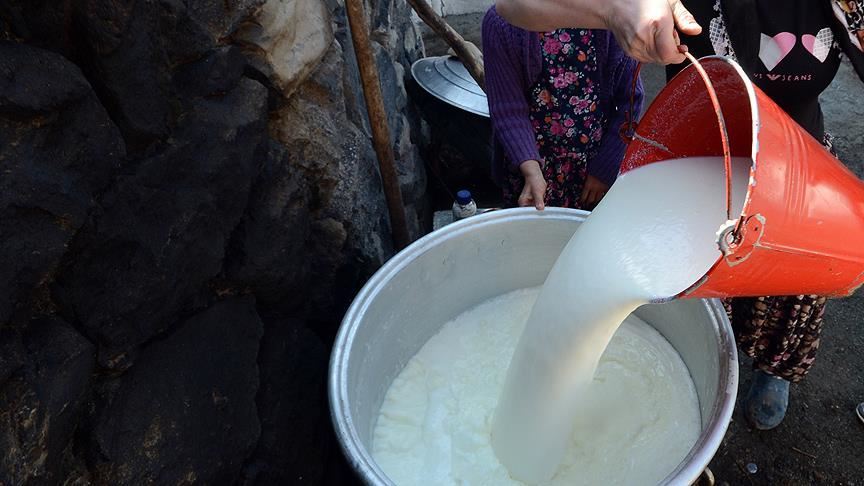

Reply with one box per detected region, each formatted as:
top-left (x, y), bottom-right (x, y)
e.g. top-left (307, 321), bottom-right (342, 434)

top-left (372, 288), bottom-right (702, 485)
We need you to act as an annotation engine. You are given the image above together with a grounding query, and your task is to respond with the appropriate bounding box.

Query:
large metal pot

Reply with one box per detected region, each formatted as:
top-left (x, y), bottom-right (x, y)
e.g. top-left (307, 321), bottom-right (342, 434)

top-left (329, 208), bottom-right (738, 485)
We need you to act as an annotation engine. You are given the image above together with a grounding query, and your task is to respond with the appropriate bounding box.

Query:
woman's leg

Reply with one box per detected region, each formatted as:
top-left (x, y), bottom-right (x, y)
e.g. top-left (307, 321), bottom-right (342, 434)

top-left (728, 295), bottom-right (826, 429)
top-left (730, 295), bottom-right (826, 382)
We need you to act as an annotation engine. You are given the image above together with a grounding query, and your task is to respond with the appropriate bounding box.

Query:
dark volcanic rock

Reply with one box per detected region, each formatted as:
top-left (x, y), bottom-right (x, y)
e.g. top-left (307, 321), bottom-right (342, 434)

top-left (0, 1), bottom-right (68, 47)
top-left (71, 0), bottom-right (173, 147)
top-left (229, 42), bottom-right (391, 321)
top-left (0, 329), bottom-right (24, 387)
top-left (53, 78), bottom-right (268, 367)
top-left (0, 42), bottom-right (125, 325)
top-left (240, 314), bottom-right (354, 485)
top-left (226, 141), bottom-right (315, 309)
top-left (173, 45), bottom-right (248, 98)
top-left (65, 0), bottom-right (265, 149)
top-left (1, 0), bottom-right (429, 482)
top-left (91, 297), bottom-right (263, 484)
top-left (0, 318), bottom-right (95, 485)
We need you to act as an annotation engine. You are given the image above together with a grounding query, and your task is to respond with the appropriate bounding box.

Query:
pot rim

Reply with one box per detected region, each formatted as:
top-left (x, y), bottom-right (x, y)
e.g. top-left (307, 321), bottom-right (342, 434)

top-left (328, 207), bottom-right (738, 485)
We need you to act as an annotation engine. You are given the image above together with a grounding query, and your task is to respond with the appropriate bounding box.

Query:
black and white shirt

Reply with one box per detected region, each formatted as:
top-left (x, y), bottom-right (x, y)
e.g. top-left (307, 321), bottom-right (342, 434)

top-left (668, 0), bottom-right (863, 139)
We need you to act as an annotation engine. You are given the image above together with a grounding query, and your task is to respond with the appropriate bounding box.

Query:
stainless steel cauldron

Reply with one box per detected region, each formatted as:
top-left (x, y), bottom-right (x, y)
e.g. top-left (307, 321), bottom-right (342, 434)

top-left (329, 208), bottom-right (738, 485)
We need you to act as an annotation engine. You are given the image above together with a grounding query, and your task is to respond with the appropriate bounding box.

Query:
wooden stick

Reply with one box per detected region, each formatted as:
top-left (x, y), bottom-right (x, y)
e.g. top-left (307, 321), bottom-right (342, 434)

top-left (405, 0), bottom-right (485, 91)
top-left (344, 0), bottom-right (411, 250)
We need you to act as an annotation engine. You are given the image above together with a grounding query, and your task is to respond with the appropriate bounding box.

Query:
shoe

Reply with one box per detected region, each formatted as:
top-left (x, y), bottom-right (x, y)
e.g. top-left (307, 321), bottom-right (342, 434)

top-left (856, 402), bottom-right (864, 425)
top-left (743, 370), bottom-right (790, 430)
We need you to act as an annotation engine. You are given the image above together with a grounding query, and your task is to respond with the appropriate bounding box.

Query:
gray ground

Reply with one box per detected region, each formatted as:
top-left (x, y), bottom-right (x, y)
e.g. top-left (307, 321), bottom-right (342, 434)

top-left (419, 17), bottom-right (864, 484)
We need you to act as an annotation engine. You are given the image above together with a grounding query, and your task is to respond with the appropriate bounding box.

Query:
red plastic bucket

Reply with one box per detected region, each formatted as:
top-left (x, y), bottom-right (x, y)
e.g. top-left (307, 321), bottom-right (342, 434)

top-left (620, 56), bottom-right (864, 298)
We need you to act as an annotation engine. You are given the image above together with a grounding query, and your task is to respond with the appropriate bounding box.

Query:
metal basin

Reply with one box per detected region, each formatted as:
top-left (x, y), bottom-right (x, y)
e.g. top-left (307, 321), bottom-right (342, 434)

top-left (329, 207), bottom-right (738, 485)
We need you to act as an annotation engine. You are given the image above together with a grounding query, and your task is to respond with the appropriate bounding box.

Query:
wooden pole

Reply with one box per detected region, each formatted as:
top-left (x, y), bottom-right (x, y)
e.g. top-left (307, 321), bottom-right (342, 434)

top-left (344, 0), bottom-right (411, 250)
top-left (405, 0), bottom-right (485, 91)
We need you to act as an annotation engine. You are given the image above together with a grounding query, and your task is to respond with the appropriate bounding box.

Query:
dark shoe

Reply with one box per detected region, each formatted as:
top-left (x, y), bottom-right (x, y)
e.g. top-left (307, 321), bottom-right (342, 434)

top-left (856, 402), bottom-right (864, 425)
top-left (743, 370), bottom-right (790, 430)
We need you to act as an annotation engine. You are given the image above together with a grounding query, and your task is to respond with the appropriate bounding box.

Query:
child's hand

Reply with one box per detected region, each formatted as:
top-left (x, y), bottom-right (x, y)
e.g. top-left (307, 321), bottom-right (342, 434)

top-left (518, 160), bottom-right (547, 210)
top-left (580, 175), bottom-right (609, 207)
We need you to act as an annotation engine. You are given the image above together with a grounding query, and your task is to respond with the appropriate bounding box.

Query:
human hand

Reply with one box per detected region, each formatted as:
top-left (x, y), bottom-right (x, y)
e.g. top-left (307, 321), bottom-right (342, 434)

top-left (518, 160), bottom-right (547, 210)
top-left (603, 0), bottom-right (701, 64)
top-left (580, 175), bottom-right (609, 208)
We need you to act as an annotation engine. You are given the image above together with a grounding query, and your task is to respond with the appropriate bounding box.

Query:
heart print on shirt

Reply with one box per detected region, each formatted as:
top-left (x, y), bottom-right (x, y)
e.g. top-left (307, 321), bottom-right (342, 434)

top-left (760, 28), bottom-right (834, 71)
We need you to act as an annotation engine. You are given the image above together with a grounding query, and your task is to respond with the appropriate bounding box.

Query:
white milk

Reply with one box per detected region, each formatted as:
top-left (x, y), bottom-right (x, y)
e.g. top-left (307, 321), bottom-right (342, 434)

top-left (372, 288), bottom-right (701, 485)
top-left (372, 156), bottom-right (750, 484)
top-left (492, 156), bottom-right (750, 481)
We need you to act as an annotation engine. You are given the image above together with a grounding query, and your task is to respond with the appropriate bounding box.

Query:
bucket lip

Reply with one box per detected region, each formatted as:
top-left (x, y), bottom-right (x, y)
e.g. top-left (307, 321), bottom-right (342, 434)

top-left (328, 207), bottom-right (739, 485)
top-left (329, 207), bottom-right (589, 485)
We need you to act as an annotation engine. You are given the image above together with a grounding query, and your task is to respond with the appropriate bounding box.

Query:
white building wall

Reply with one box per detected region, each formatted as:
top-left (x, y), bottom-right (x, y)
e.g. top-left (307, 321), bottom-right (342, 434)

top-left (413, 0), bottom-right (493, 20)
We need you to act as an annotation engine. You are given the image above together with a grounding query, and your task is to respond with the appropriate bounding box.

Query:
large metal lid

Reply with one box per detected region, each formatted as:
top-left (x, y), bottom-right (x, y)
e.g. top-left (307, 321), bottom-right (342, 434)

top-left (411, 55), bottom-right (489, 118)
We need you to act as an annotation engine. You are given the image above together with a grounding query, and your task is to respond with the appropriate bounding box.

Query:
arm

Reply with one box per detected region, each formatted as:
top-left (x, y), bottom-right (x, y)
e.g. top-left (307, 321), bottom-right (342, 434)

top-left (482, 9), bottom-right (542, 174)
top-left (482, 8), bottom-right (547, 209)
top-left (580, 37), bottom-right (644, 207)
top-left (831, 0), bottom-right (864, 83)
top-left (495, 0), bottom-right (701, 64)
top-left (588, 37), bottom-right (644, 187)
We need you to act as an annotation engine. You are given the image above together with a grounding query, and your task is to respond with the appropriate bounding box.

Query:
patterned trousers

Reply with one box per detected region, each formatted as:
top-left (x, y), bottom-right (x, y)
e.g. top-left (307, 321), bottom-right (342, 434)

top-left (724, 296), bottom-right (827, 383)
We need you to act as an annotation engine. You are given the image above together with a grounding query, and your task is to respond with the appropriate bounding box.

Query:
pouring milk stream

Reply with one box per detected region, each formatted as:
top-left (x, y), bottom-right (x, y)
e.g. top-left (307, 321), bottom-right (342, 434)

top-left (491, 156), bottom-right (749, 482)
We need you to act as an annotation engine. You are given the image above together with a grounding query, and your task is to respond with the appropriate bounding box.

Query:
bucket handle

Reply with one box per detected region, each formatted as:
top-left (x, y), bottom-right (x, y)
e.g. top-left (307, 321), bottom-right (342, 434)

top-left (621, 54), bottom-right (736, 224)
top-left (683, 53), bottom-right (735, 223)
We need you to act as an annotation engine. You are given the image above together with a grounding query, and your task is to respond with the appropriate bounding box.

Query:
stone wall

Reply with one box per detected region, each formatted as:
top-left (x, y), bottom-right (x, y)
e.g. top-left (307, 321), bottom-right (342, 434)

top-left (0, 0), bottom-right (426, 483)
top-left (413, 0), bottom-right (493, 18)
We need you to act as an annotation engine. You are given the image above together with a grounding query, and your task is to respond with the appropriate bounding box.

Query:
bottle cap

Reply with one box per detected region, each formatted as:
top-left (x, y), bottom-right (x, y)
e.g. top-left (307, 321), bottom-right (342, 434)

top-left (455, 189), bottom-right (473, 205)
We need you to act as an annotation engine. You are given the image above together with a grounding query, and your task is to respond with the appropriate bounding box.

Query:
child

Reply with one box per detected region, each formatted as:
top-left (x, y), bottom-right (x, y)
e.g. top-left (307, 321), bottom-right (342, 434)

top-left (482, 6), bottom-right (643, 210)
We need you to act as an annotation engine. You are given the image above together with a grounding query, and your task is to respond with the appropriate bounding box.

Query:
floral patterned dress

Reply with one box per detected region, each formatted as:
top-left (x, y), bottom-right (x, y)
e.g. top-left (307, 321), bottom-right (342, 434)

top-left (502, 29), bottom-right (605, 209)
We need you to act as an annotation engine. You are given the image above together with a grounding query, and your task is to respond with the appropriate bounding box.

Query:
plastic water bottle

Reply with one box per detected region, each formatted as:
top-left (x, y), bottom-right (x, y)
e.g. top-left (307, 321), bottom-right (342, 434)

top-left (452, 189), bottom-right (477, 220)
